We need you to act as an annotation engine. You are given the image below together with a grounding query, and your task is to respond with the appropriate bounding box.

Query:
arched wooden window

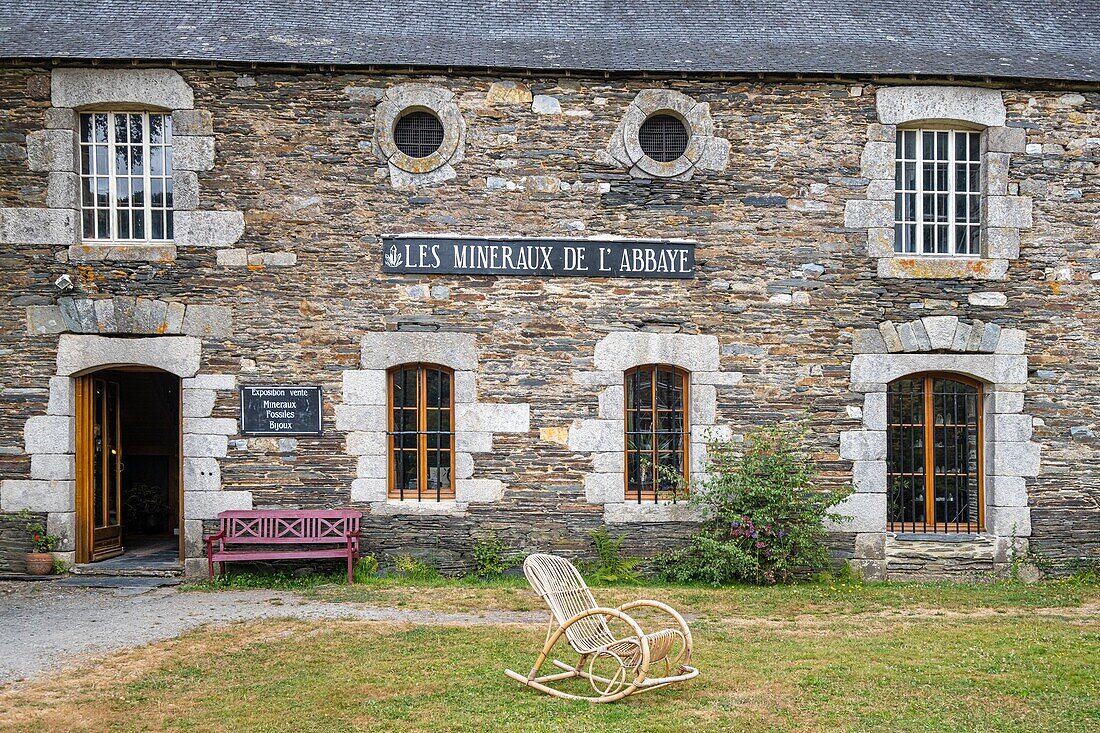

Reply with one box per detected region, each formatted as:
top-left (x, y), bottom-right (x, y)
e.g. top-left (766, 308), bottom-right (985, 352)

top-left (887, 373), bottom-right (983, 533)
top-left (624, 365), bottom-right (689, 502)
top-left (387, 363), bottom-right (455, 501)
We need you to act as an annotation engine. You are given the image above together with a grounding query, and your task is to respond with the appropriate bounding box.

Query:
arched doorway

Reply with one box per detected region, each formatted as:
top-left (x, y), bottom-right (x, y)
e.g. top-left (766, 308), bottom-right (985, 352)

top-left (75, 367), bottom-right (182, 565)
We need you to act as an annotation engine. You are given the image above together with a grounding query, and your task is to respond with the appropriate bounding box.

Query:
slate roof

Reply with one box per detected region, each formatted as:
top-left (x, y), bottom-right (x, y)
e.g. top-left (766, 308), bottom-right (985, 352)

top-left (1, 1), bottom-right (1098, 82)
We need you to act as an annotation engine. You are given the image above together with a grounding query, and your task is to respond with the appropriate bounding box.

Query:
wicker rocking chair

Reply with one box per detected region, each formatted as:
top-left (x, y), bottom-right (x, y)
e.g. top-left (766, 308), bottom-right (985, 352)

top-left (505, 553), bottom-right (699, 703)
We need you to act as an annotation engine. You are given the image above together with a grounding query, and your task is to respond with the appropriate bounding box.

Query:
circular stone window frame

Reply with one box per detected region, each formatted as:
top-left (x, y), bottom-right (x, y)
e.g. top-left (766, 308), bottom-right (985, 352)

top-left (608, 89), bottom-right (728, 180)
top-left (374, 84), bottom-right (465, 182)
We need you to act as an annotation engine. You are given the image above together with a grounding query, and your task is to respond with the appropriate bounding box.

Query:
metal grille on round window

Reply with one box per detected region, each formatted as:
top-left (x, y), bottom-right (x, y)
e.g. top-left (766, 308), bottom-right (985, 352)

top-left (393, 110), bottom-right (445, 159)
top-left (638, 114), bottom-right (689, 162)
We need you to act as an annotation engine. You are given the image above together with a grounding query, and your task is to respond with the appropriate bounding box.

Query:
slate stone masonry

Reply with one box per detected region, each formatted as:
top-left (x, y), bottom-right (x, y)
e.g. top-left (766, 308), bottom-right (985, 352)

top-left (0, 65), bottom-right (1096, 576)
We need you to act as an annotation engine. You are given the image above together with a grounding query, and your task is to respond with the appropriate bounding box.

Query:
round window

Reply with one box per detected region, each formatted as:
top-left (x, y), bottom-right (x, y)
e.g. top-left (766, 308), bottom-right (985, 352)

top-left (393, 110), bottom-right (445, 159)
top-left (638, 114), bottom-right (689, 162)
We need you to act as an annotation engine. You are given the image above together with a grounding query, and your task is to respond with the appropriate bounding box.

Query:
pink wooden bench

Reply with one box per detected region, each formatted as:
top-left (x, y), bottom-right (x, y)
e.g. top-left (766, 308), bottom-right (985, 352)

top-left (206, 509), bottom-right (362, 584)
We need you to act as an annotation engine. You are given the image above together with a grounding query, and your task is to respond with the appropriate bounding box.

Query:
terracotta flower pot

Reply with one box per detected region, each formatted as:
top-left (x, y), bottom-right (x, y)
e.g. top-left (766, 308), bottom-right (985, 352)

top-left (24, 552), bottom-right (54, 576)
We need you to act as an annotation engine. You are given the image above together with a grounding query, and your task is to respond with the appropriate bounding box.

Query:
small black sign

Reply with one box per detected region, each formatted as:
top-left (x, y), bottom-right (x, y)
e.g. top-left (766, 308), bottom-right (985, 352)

top-left (240, 386), bottom-right (323, 436)
top-left (381, 236), bottom-right (695, 279)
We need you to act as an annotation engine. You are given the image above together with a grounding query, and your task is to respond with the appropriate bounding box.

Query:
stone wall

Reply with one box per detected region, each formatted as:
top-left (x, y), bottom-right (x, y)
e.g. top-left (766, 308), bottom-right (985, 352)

top-left (0, 513), bottom-right (41, 573)
top-left (0, 65), bottom-right (1097, 575)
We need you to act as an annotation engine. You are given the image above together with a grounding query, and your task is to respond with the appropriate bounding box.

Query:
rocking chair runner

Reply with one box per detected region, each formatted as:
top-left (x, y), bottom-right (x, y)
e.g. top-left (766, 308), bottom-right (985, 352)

top-left (505, 553), bottom-right (699, 703)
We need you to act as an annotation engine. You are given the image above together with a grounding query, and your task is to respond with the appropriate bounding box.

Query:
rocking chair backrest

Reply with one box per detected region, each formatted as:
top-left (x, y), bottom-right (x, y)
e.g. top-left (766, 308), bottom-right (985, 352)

top-left (522, 553), bottom-right (617, 653)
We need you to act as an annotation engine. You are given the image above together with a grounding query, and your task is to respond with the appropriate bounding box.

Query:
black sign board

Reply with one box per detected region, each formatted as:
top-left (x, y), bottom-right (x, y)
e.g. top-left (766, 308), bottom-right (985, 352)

top-left (381, 236), bottom-right (695, 279)
top-left (239, 386), bottom-right (323, 436)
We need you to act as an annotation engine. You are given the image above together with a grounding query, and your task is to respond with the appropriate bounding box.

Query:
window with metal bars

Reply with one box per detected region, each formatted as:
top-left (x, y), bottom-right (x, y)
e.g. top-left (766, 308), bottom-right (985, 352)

top-left (887, 373), bottom-right (984, 533)
top-left (894, 128), bottom-right (981, 256)
top-left (638, 114), bottom-right (689, 162)
top-left (387, 363), bottom-right (455, 501)
top-left (624, 365), bottom-right (689, 502)
top-left (393, 110), bottom-right (445, 159)
top-left (79, 111), bottom-right (173, 242)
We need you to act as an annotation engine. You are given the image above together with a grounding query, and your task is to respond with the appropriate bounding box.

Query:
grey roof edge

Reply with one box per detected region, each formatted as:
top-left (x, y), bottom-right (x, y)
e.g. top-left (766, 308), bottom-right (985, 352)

top-left (5, 56), bottom-right (1097, 90)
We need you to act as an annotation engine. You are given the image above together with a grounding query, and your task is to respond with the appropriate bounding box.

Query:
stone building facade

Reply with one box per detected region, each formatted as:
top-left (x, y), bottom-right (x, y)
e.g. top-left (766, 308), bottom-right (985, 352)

top-left (0, 34), bottom-right (1097, 579)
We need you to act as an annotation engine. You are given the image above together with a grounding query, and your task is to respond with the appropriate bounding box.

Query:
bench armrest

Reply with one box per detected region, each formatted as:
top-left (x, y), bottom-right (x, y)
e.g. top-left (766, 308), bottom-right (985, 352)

top-left (205, 529), bottom-right (226, 554)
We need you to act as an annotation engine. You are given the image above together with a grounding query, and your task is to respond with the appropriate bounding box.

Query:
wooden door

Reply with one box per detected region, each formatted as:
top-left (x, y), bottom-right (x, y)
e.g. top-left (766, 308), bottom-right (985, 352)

top-left (76, 375), bottom-right (124, 562)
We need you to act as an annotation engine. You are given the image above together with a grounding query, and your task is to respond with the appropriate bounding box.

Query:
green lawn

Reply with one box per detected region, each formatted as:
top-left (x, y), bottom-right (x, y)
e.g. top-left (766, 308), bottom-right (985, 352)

top-left (2, 580), bottom-right (1098, 732)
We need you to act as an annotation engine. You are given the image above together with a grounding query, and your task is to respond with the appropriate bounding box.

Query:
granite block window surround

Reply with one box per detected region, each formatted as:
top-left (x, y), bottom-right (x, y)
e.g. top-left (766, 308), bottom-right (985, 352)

top-left (845, 86), bottom-right (1033, 280)
top-left (841, 317), bottom-right (1040, 580)
top-left (340, 332), bottom-right (530, 516)
top-left (2, 68), bottom-right (245, 263)
top-left (569, 332), bottom-right (742, 524)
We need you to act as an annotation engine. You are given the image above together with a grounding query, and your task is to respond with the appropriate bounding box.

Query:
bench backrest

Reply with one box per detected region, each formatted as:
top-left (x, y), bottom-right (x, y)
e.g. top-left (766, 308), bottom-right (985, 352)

top-left (218, 510), bottom-right (361, 544)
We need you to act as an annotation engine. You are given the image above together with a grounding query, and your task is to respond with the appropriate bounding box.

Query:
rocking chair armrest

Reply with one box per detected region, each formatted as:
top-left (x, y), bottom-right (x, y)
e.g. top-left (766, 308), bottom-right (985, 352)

top-left (616, 599), bottom-right (694, 651)
top-left (556, 607), bottom-right (652, 671)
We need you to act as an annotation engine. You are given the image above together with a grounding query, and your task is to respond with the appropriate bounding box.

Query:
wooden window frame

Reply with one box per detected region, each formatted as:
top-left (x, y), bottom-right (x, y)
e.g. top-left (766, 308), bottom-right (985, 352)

top-left (386, 363), bottom-right (456, 501)
top-left (623, 364), bottom-right (690, 503)
top-left (887, 372), bottom-right (985, 533)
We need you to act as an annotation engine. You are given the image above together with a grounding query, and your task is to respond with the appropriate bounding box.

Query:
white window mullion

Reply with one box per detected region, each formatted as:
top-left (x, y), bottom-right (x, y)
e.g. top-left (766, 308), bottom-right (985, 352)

top-left (915, 131), bottom-right (925, 254)
top-left (106, 113), bottom-right (117, 241)
top-left (947, 130), bottom-right (958, 256)
top-left (143, 112), bottom-right (153, 242)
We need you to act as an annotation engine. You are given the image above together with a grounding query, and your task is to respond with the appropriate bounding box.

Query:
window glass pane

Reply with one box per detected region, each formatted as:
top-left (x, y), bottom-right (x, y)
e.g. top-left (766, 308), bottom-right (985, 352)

top-left (80, 114), bottom-right (93, 143)
top-left (150, 115), bottom-right (163, 144)
top-left (129, 114), bottom-right (143, 143)
top-left (130, 146), bottom-right (144, 175)
top-left (114, 114), bottom-right (128, 144)
top-left (94, 114), bottom-right (108, 143)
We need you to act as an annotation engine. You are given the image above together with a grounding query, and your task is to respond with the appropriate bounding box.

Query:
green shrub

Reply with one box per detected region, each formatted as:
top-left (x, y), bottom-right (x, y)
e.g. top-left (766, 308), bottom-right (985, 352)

top-left (472, 534), bottom-right (522, 578)
top-left (353, 555), bottom-right (379, 583)
top-left (51, 557), bottom-right (69, 575)
top-left (393, 555), bottom-right (441, 582)
top-left (654, 421), bottom-right (850, 585)
top-left (581, 528), bottom-right (641, 584)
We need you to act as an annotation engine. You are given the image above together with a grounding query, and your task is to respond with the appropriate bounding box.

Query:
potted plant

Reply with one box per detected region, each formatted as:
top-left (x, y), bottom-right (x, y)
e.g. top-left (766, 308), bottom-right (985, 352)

top-left (21, 510), bottom-right (59, 575)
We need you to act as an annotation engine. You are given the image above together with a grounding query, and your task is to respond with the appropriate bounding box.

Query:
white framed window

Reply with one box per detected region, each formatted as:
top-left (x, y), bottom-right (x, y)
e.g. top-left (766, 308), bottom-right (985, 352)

top-left (79, 111), bottom-right (174, 242)
top-left (894, 129), bottom-right (981, 256)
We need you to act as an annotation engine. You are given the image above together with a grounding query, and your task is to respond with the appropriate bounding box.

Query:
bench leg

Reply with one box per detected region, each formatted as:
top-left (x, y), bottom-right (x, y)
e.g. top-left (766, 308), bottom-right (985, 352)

top-left (208, 551), bottom-right (214, 580)
top-left (219, 561), bottom-right (225, 577)
top-left (347, 551), bottom-right (354, 584)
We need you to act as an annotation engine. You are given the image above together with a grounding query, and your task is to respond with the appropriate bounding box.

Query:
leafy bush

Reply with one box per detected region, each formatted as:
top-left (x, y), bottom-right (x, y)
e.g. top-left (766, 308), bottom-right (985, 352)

top-left (580, 528), bottom-right (641, 584)
top-left (393, 555), bottom-right (441, 582)
top-left (654, 421), bottom-right (850, 585)
top-left (353, 555), bottom-right (379, 583)
top-left (472, 534), bottom-right (522, 578)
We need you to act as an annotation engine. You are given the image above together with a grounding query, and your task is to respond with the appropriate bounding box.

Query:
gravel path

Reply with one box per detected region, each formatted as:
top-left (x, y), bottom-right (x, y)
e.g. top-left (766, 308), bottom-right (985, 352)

top-left (0, 580), bottom-right (542, 685)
